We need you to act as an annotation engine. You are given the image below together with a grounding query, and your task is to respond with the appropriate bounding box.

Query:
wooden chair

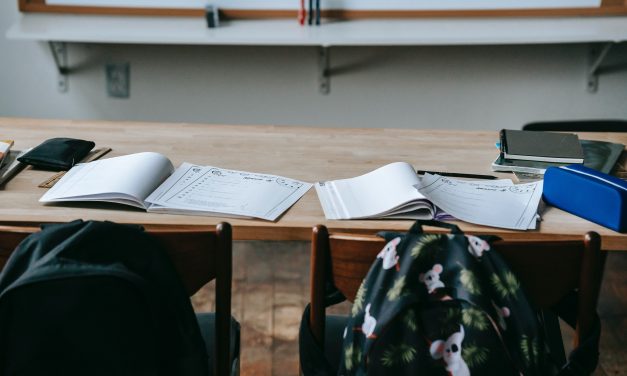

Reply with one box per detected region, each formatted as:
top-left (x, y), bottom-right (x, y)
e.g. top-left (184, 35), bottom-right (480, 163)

top-left (309, 225), bottom-right (602, 372)
top-left (523, 120), bottom-right (627, 132)
top-left (0, 223), bottom-right (238, 376)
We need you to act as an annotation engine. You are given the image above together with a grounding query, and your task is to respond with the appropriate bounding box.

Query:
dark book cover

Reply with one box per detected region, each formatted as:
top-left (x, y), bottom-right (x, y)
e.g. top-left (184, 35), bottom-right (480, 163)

top-left (501, 129), bottom-right (584, 163)
top-left (492, 139), bottom-right (624, 175)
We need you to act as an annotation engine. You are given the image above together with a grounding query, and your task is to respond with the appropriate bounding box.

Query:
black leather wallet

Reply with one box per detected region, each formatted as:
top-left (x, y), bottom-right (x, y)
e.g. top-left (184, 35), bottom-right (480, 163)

top-left (18, 137), bottom-right (95, 171)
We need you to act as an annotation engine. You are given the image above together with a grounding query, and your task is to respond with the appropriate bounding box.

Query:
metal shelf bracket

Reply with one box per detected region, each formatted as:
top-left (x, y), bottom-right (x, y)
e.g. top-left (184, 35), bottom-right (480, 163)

top-left (318, 46), bottom-right (330, 95)
top-left (587, 42), bottom-right (613, 93)
top-left (49, 41), bottom-right (69, 93)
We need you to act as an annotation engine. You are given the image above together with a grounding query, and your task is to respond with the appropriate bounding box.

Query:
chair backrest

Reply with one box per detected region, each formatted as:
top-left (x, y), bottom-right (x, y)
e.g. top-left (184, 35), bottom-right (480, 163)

top-left (0, 226), bottom-right (38, 269)
top-left (149, 224), bottom-right (233, 376)
top-left (0, 222), bottom-right (233, 376)
top-left (310, 225), bottom-right (602, 350)
top-left (523, 120), bottom-right (627, 132)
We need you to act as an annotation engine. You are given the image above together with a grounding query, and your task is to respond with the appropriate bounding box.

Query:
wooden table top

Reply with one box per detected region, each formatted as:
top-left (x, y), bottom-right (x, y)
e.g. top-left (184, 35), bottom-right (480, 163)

top-left (1, 117), bottom-right (626, 250)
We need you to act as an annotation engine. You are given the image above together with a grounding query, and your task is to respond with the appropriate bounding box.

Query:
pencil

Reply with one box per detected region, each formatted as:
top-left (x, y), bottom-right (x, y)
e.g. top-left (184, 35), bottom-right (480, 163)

top-left (417, 170), bottom-right (498, 180)
top-left (298, 0), bottom-right (305, 25)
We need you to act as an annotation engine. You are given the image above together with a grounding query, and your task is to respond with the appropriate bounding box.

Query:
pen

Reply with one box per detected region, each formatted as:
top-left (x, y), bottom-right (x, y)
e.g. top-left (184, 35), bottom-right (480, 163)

top-left (308, 0), bottom-right (313, 25)
top-left (417, 170), bottom-right (498, 180)
top-left (315, 0), bottom-right (320, 25)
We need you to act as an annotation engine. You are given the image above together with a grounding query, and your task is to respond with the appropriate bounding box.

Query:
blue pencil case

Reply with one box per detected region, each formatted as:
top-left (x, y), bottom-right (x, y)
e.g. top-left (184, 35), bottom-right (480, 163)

top-left (543, 164), bottom-right (627, 233)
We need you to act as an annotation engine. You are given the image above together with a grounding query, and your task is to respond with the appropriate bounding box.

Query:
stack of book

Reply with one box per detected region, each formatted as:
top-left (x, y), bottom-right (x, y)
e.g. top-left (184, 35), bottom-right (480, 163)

top-left (492, 129), bottom-right (623, 175)
top-left (0, 140), bottom-right (14, 167)
top-left (0, 141), bottom-right (30, 188)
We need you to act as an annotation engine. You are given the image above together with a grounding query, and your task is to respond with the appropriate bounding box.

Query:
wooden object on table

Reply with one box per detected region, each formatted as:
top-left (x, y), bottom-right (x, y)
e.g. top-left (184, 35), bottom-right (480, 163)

top-left (0, 117), bottom-right (626, 250)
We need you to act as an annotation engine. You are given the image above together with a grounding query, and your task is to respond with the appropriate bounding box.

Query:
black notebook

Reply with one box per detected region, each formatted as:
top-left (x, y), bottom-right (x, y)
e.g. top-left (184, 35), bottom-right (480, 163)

top-left (500, 129), bottom-right (584, 163)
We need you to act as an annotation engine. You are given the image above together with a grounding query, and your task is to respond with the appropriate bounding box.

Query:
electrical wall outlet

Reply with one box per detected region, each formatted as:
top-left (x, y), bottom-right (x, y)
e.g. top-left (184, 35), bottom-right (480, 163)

top-left (105, 63), bottom-right (130, 98)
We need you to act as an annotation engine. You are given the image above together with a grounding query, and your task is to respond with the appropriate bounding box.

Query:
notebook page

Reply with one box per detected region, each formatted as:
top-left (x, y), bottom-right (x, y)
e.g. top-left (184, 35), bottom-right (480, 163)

top-left (145, 163), bottom-right (312, 221)
top-left (416, 174), bottom-right (543, 230)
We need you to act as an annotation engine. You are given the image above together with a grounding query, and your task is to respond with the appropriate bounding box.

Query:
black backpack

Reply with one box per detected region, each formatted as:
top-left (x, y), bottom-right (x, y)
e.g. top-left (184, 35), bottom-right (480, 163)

top-left (0, 220), bottom-right (209, 376)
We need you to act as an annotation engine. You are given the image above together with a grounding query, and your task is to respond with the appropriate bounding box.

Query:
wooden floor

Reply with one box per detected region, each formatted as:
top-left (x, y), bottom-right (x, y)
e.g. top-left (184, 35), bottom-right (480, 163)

top-left (191, 241), bottom-right (627, 376)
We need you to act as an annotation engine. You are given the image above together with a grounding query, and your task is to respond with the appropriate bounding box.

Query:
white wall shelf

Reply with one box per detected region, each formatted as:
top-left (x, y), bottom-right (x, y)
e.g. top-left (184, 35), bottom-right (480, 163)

top-left (6, 13), bottom-right (627, 46)
top-left (5, 13), bottom-right (627, 93)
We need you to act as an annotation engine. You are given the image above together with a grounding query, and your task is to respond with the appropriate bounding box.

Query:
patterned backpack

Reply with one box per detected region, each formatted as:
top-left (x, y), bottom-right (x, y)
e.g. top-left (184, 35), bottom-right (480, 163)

top-left (337, 220), bottom-right (598, 376)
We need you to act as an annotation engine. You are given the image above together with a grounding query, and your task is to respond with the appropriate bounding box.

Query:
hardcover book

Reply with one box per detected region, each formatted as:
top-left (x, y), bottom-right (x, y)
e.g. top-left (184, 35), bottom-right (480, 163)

top-left (492, 139), bottom-right (624, 175)
top-left (500, 129), bottom-right (584, 163)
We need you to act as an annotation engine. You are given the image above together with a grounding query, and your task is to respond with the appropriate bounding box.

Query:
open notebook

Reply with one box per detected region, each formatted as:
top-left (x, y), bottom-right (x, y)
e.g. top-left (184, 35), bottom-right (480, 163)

top-left (315, 162), bottom-right (543, 230)
top-left (315, 162), bottom-right (445, 220)
top-left (40, 152), bottom-right (312, 221)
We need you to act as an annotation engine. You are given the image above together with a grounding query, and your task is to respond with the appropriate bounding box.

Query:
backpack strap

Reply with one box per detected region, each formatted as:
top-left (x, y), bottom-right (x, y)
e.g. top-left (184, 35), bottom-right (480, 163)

top-left (299, 289), bottom-right (346, 376)
top-left (557, 317), bottom-right (600, 376)
top-left (407, 219), bottom-right (463, 235)
top-left (554, 291), bottom-right (601, 376)
top-left (299, 303), bottom-right (334, 376)
top-left (378, 219), bottom-right (463, 241)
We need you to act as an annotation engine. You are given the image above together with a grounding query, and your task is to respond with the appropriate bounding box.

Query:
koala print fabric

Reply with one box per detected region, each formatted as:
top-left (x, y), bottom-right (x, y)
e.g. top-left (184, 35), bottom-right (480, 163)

top-left (338, 220), bottom-right (550, 376)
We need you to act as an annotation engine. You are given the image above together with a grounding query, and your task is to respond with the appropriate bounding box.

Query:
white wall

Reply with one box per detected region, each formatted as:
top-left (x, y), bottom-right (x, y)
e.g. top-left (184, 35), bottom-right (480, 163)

top-left (1, 1), bottom-right (626, 130)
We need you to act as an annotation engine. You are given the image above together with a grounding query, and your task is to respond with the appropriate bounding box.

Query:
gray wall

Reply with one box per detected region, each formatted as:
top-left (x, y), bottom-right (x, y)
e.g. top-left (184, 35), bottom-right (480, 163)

top-left (1, 1), bottom-right (626, 130)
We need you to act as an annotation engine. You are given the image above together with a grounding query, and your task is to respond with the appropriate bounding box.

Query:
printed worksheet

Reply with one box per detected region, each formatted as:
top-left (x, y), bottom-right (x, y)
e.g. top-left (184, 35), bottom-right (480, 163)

top-left (416, 174), bottom-right (543, 230)
top-left (145, 163), bottom-right (312, 221)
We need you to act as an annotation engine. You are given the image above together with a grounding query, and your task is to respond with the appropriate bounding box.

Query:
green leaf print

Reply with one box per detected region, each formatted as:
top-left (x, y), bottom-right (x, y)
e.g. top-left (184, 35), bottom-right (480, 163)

top-left (520, 335), bottom-right (540, 367)
top-left (440, 307), bottom-right (462, 335)
top-left (504, 272), bottom-right (521, 294)
top-left (463, 343), bottom-right (490, 368)
top-left (410, 234), bottom-right (441, 259)
top-left (402, 308), bottom-right (418, 332)
top-left (444, 307), bottom-right (461, 322)
top-left (381, 344), bottom-right (417, 367)
top-left (344, 343), bottom-right (362, 371)
top-left (461, 307), bottom-right (489, 331)
top-left (387, 276), bottom-right (406, 301)
top-left (351, 282), bottom-right (367, 316)
top-left (491, 272), bottom-right (521, 299)
top-left (460, 268), bottom-right (481, 295)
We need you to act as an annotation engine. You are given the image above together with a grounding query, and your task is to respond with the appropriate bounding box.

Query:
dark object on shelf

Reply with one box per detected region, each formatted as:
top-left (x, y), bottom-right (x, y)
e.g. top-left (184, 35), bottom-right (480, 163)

top-left (205, 5), bottom-right (220, 28)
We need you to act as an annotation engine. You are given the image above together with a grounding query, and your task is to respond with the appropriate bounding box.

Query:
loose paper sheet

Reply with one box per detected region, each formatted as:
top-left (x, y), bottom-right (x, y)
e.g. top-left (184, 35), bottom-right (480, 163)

top-left (416, 174), bottom-right (543, 230)
top-left (145, 163), bottom-right (312, 221)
